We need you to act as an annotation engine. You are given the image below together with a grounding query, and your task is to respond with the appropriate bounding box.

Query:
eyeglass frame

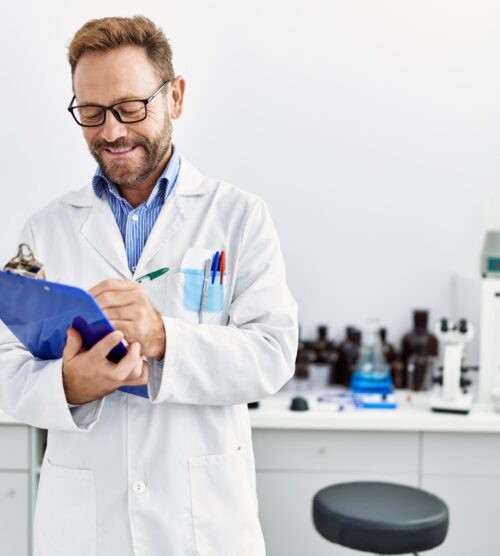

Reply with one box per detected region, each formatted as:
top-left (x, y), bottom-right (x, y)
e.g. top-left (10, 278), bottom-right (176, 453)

top-left (67, 79), bottom-right (170, 127)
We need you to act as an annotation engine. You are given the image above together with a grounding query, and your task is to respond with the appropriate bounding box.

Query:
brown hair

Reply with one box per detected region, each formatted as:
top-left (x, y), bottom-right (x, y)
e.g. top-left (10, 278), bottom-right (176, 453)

top-left (68, 15), bottom-right (174, 82)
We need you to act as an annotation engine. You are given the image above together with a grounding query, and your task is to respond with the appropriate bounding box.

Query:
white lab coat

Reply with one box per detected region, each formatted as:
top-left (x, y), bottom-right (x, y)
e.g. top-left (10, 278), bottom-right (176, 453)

top-left (0, 159), bottom-right (298, 556)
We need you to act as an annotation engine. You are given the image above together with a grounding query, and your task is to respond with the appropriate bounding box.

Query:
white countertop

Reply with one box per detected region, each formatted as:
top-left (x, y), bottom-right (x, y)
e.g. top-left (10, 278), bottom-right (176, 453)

top-left (249, 389), bottom-right (500, 433)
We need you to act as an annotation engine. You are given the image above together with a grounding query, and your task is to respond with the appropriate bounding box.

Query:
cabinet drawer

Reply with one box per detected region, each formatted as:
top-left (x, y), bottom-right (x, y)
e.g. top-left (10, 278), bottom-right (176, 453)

top-left (422, 432), bottom-right (500, 476)
top-left (0, 426), bottom-right (29, 470)
top-left (253, 430), bottom-right (419, 473)
top-left (421, 475), bottom-right (500, 555)
top-left (0, 472), bottom-right (29, 556)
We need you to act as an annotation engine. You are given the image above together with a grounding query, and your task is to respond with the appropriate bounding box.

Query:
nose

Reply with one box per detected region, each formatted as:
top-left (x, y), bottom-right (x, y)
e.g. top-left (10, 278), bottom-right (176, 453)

top-left (98, 110), bottom-right (128, 143)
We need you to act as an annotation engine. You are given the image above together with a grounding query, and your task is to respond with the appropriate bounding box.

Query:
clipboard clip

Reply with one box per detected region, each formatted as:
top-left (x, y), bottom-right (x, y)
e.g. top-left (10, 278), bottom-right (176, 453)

top-left (3, 244), bottom-right (46, 279)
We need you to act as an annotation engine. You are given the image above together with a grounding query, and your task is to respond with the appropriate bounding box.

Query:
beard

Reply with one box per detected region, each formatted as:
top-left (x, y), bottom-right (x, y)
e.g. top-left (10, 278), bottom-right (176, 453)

top-left (89, 115), bottom-right (172, 188)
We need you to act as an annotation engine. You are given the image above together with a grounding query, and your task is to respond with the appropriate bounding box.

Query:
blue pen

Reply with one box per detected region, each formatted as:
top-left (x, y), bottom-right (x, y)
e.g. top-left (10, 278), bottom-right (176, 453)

top-left (211, 251), bottom-right (220, 284)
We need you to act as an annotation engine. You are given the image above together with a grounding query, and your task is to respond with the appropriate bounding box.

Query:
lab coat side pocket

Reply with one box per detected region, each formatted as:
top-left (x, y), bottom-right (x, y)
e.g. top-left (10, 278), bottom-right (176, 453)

top-left (188, 447), bottom-right (265, 556)
top-left (34, 458), bottom-right (96, 556)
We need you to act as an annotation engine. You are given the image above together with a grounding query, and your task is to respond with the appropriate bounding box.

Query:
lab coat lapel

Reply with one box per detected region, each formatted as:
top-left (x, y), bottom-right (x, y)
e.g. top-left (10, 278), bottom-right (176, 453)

top-left (133, 195), bottom-right (184, 277)
top-left (133, 159), bottom-right (208, 276)
top-left (80, 194), bottom-right (131, 279)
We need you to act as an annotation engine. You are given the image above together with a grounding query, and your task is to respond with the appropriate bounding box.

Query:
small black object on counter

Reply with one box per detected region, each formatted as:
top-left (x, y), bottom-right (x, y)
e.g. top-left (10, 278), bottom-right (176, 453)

top-left (290, 396), bottom-right (309, 411)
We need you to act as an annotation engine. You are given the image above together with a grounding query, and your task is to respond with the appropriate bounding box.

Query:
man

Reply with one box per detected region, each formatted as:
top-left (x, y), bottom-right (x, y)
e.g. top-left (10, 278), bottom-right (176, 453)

top-left (0, 15), bottom-right (297, 556)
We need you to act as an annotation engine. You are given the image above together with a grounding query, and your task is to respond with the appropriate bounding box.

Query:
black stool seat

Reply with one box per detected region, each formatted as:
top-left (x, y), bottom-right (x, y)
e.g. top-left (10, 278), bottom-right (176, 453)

top-left (313, 482), bottom-right (449, 554)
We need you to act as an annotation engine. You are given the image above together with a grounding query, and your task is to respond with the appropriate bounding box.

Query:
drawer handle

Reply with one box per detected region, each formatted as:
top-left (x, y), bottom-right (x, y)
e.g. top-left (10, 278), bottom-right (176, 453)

top-left (318, 447), bottom-right (326, 455)
top-left (6, 489), bottom-right (16, 497)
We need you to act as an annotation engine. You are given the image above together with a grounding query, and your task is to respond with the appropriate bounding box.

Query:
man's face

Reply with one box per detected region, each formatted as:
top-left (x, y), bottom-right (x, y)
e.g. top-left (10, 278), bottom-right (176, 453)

top-left (73, 46), bottom-right (175, 188)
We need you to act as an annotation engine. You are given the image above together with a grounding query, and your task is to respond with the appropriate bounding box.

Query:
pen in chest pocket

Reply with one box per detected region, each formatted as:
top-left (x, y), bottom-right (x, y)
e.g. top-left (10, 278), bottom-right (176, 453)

top-left (218, 251), bottom-right (225, 284)
top-left (211, 251), bottom-right (220, 284)
top-left (199, 258), bottom-right (211, 324)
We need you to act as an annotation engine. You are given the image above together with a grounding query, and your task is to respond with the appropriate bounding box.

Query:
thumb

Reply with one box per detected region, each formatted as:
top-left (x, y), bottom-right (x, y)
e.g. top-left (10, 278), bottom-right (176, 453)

top-left (63, 328), bottom-right (83, 360)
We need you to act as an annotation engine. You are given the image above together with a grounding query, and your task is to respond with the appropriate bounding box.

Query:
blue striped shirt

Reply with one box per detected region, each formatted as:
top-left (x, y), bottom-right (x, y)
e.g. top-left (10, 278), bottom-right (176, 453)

top-left (92, 147), bottom-right (180, 273)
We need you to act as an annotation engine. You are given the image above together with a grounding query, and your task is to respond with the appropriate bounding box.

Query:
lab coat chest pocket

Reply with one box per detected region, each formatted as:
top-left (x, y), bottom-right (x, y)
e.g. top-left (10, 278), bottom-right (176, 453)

top-left (34, 458), bottom-right (96, 556)
top-left (188, 447), bottom-right (264, 556)
top-left (166, 247), bottom-right (228, 325)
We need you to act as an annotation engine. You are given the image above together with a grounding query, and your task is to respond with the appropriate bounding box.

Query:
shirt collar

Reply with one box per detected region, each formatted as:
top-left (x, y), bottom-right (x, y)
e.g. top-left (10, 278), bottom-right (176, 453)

top-left (92, 144), bottom-right (180, 209)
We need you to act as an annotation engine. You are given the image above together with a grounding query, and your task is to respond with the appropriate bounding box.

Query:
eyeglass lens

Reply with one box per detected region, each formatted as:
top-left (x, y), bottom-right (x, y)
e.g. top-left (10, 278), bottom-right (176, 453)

top-left (74, 100), bottom-right (146, 126)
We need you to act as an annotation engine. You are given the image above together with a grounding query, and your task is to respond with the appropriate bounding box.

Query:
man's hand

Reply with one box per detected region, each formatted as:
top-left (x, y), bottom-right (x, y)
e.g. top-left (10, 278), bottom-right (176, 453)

top-left (62, 328), bottom-right (149, 405)
top-left (89, 279), bottom-right (166, 360)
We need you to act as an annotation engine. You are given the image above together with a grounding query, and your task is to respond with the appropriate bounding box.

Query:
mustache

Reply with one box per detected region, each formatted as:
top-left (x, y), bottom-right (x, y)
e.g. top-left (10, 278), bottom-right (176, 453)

top-left (92, 138), bottom-right (148, 150)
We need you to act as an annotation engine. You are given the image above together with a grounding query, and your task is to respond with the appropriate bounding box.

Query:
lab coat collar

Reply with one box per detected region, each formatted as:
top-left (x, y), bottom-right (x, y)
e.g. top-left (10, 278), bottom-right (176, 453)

top-left (63, 158), bottom-right (209, 279)
top-left (63, 158), bottom-right (209, 208)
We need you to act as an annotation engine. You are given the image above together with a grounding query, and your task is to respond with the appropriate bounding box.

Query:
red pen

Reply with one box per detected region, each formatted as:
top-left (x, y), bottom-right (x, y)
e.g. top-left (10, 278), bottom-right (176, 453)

top-left (218, 251), bottom-right (225, 284)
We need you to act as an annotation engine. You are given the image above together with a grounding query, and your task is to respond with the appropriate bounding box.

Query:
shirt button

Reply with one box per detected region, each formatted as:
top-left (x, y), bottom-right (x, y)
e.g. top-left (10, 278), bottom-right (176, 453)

top-left (132, 480), bottom-right (146, 495)
top-left (132, 214), bottom-right (139, 222)
top-left (132, 265), bottom-right (137, 272)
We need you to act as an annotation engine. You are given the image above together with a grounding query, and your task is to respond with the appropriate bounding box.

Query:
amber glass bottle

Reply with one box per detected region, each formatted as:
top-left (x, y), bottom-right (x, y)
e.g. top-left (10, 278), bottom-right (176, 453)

top-left (336, 327), bottom-right (361, 386)
top-left (380, 328), bottom-right (405, 389)
top-left (401, 310), bottom-right (438, 391)
top-left (379, 328), bottom-right (397, 364)
top-left (308, 325), bottom-right (338, 389)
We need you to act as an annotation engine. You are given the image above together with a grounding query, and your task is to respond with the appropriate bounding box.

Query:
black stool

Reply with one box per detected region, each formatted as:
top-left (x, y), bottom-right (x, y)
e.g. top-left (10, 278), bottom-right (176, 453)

top-left (313, 482), bottom-right (449, 555)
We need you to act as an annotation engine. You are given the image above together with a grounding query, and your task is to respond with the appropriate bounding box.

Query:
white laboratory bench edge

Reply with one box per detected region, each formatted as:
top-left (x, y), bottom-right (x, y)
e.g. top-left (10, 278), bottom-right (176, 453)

top-left (249, 390), bottom-right (500, 433)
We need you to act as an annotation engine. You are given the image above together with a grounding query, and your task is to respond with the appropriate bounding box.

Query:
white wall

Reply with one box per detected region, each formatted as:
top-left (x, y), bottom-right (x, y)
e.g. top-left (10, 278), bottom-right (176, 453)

top-left (1, 0), bottom-right (499, 355)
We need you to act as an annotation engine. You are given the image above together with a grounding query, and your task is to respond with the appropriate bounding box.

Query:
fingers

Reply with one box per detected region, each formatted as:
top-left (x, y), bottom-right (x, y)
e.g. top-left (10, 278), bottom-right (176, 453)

top-left (108, 322), bottom-right (133, 345)
top-left (94, 291), bottom-right (138, 311)
top-left (112, 342), bottom-right (144, 382)
top-left (89, 279), bottom-right (137, 299)
top-left (103, 306), bottom-right (139, 322)
top-left (122, 359), bottom-right (150, 386)
top-left (91, 330), bottom-right (125, 360)
top-left (63, 328), bottom-right (83, 360)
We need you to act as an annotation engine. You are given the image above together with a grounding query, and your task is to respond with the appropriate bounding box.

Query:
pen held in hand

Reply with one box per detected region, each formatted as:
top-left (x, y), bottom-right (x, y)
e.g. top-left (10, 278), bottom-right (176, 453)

top-left (135, 267), bottom-right (170, 283)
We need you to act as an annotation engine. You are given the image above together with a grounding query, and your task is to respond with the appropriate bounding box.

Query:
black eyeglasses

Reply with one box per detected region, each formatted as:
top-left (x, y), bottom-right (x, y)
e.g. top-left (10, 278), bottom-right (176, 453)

top-left (67, 80), bottom-right (170, 127)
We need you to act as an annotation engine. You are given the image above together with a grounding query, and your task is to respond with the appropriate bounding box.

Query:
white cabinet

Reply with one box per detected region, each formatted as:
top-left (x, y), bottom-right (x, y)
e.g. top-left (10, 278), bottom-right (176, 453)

top-left (0, 473), bottom-right (29, 556)
top-left (254, 428), bottom-right (500, 556)
top-left (253, 429), bottom-right (419, 556)
top-left (421, 432), bottom-right (500, 556)
top-left (254, 429), bottom-right (419, 474)
top-left (421, 475), bottom-right (500, 556)
top-left (0, 424), bottom-right (31, 556)
top-left (0, 426), bottom-right (29, 469)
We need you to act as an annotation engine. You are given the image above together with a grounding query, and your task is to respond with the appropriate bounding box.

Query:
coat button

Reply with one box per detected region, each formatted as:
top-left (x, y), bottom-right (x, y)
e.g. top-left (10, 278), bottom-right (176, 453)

top-left (132, 480), bottom-right (146, 495)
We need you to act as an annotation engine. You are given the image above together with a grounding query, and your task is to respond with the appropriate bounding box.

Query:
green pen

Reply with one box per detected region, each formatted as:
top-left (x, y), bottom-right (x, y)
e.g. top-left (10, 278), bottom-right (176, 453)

top-left (135, 267), bottom-right (170, 283)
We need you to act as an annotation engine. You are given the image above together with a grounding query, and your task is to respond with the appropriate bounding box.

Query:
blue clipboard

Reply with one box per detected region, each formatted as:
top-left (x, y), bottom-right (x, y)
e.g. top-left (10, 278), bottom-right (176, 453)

top-left (0, 270), bottom-right (148, 398)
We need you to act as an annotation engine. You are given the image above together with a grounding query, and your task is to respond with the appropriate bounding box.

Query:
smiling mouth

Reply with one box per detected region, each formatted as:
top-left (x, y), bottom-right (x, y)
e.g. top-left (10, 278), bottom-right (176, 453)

top-left (103, 146), bottom-right (138, 157)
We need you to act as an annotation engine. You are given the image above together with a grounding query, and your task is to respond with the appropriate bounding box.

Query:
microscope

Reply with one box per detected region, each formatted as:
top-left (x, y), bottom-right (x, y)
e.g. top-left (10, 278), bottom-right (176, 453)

top-left (430, 318), bottom-right (475, 414)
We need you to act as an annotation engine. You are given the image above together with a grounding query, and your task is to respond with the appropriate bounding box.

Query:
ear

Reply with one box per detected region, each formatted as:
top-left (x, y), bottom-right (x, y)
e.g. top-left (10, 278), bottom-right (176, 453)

top-left (169, 76), bottom-right (186, 120)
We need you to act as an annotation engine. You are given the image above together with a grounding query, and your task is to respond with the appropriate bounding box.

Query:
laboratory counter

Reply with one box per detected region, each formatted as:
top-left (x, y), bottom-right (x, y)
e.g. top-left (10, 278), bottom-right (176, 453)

top-left (251, 389), bottom-right (500, 555)
top-left (249, 388), bottom-right (500, 433)
top-left (2, 393), bottom-right (500, 555)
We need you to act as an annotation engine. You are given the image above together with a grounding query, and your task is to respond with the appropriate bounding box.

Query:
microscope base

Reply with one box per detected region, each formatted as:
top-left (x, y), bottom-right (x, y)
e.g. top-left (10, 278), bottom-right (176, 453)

top-left (430, 390), bottom-right (473, 415)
